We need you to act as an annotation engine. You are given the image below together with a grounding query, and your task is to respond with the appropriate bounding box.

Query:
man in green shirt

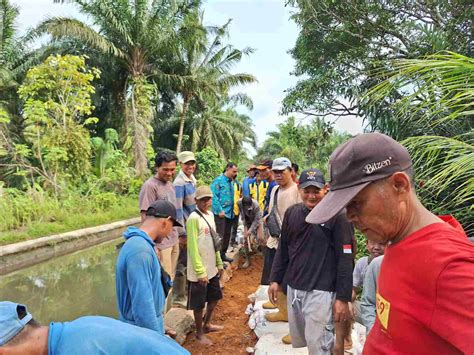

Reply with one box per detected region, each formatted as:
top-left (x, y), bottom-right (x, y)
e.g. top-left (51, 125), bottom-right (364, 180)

top-left (186, 186), bottom-right (224, 345)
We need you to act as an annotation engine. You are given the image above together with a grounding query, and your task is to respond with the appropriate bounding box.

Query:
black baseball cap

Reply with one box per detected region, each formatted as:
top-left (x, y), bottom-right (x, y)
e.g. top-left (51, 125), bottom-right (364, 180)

top-left (299, 168), bottom-right (325, 189)
top-left (146, 200), bottom-right (182, 227)
top-left (306, 133), bottom-right (412, 224)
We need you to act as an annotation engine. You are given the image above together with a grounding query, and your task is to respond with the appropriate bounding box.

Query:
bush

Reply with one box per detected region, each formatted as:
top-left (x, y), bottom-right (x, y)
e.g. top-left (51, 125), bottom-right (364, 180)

top-left (195, 147), bottom-right (225, 185)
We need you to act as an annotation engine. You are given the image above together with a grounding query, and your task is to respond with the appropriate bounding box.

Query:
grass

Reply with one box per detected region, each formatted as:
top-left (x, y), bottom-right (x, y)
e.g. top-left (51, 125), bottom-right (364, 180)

top-left (0, 194), bottom-right (138, 246)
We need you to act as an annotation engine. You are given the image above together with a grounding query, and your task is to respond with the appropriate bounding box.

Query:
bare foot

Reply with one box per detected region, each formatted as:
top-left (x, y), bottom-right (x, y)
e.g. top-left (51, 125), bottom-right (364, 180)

top-left (203, 323), bottom-right (224, 333)
top-left (196, 334), bottom-right (213, 345)
top-left (165, 326), bottom-right (177, 339)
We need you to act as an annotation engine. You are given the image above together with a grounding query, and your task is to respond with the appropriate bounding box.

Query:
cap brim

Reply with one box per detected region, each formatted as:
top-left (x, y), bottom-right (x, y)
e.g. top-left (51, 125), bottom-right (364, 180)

top-left (256, 165), bottom-right (268, 170)
top-left (172, 218), bottom-right (183, 227)
top-left (181, 159), bottom-right (196, 164)
top-left (196, 194), bottom-right (213, 200)
top-left (272, 165), bottom-right (288, 170)
top-left (306, 182), bottom-right (371, 224)
top-left (299, 181), bottom-right (325, 189)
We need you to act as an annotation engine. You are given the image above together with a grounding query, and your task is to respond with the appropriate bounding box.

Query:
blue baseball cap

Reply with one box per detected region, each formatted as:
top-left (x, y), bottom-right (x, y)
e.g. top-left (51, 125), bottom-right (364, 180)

top-left (0, 302), bottom-right (33, 346)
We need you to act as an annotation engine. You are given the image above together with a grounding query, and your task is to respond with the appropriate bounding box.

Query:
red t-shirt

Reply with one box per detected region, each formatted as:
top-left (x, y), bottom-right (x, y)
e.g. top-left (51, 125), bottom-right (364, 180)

top-left (363, 216), bottom-right (474, 355)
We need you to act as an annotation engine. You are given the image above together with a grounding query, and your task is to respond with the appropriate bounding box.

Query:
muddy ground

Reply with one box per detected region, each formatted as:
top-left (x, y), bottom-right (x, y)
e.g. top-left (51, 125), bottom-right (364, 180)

top-left (183, 253), bottom-right (263, 354)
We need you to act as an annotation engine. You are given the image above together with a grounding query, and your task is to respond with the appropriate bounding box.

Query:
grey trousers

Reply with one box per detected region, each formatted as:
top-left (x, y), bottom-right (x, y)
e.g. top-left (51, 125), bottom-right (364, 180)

top-left (287, 285), bottom-right (335, 355)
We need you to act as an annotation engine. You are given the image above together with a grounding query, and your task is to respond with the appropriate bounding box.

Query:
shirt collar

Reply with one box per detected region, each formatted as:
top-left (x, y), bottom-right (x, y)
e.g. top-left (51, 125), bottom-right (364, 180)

top-left (179, 170), bottom-right (196, 184)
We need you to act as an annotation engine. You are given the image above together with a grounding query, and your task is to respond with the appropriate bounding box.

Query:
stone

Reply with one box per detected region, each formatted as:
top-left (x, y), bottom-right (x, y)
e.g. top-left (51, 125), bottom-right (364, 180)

top-left (164, 307), bottom-right (195, 345)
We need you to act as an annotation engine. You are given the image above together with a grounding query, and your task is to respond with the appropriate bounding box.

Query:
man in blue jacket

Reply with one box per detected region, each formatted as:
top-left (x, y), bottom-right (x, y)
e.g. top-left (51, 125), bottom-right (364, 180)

top-left (210, 162), bottom-right (238, 262)
top-left (0, 301), bottom-right (189, 354)
top-left (115, 200), bottom-right (182, 335)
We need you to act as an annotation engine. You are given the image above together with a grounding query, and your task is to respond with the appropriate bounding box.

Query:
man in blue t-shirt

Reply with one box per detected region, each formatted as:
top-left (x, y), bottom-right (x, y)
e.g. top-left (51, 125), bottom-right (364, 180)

top-left (116, 200), bottom-right (182, 335)
top-left (0, 301), bottom-right (189, 354)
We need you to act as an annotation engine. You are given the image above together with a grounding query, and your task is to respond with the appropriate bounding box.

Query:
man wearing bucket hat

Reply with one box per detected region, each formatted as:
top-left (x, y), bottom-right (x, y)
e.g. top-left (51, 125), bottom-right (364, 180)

top-left (269, 169), bottom-right (353, 353)
top-left (186, 186), bottom-right (224, 345)
top-left (0, 301), bottom-right (189, 354)
top-left (306, 132), bottom-right (474, 354)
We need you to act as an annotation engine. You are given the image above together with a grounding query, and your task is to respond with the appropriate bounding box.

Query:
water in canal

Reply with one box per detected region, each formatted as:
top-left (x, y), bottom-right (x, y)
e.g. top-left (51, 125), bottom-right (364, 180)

top-left (0, 238), bottom-right (122, 324)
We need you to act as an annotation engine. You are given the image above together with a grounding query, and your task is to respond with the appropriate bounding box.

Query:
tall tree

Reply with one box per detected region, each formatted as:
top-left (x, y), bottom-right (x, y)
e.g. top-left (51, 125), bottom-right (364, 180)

top-left (34, 0), bottom-right (198, 177)
top-left (283, 0), bottom-right (472, 126)
top-left (158, 10), bottom-right (256, 154)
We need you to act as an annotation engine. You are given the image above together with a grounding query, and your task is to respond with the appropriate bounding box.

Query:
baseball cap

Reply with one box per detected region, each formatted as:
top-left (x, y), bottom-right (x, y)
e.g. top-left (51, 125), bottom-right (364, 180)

top-left (0, 302), bottom-right (33, 346)
top-left (246, 164), bottom-right (257, 172)
top-left (299, 168), bottom-right (325, 189)
top-left (177, 151), bottom-right (196, 164)
top-left (146, 200), bottom-right (183, 227)
top-left (306, 133), bottom-right (412, 224)
top-left (195, 186), bottom-right (213, 200)
top-left (272, 157), bottom-right (292, 171)
top-left (256, 160), bottom-right (273, 170)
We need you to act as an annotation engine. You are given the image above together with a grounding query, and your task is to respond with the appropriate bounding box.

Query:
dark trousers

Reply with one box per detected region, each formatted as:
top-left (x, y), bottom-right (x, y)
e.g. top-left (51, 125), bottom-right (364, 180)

top-left (260, 246), bottom-right (276, 285)
top-left (230, 216), bottom-right (239, 245)
top-left (214, 215), bottom-right (233, 257)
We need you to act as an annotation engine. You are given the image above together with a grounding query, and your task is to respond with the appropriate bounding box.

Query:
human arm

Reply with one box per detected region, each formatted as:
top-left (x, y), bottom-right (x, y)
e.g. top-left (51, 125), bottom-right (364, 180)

top-left (174, 181), bottom-right (187, 237)
top-left (430, 259), bottom-right (474, 352)
top-left (333, 213), bottom-right (354, 302)
top-left (186, 217), bottom-right (207, 279)
top-left (126, 252), bottom-right (164, 333)
top-left (360, 256), bottom-right (382, 333)
top-left (210, 177), bottom-right (224, 216)
top-left (249, 206), bottom-right (262, 236)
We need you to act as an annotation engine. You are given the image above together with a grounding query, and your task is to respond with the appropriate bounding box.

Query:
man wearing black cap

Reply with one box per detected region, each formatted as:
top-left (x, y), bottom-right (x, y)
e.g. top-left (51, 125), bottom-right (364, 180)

top-left (269, 169), bottom-right (354, 354)
top-left (116, 200), bottom-right (183, 335)
top-left (306, 133), bottom-right (474, 354)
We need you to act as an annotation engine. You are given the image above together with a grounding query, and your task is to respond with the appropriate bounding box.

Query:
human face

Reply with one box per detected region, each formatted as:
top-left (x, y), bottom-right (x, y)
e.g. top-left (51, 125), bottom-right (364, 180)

top-left (300, 185), bottom-right (326, 210)
top-left (226, 166), bottom-right (238, 179)
top-left (367, 239), bottom-right (386, 258)
top-left (273, 168), bottom-right (292, 187)
top-left (196, 197), bottom-right (212, 212)
top-left (180, 160), bottom-right (196, 177)
top-left (156, 160), bottom-right (177, 182)
top-left (248, 169), bottom-right (256, 178)
top-left (346, 178), bottom-right (406, 244)
top-left (258, 167), bottom-right (271, 181)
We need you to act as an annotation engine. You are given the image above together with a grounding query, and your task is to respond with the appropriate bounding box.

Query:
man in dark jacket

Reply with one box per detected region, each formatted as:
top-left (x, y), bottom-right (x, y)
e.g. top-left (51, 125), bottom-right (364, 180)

top-left (237, 196), bottom-right (263, 268)
top-left (269, 169), bottom-right (353, 354)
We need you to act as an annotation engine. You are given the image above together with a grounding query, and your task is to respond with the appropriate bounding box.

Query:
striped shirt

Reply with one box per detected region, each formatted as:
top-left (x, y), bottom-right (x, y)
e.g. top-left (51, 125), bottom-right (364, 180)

top-left (174, 170), bottom-right (197, 237)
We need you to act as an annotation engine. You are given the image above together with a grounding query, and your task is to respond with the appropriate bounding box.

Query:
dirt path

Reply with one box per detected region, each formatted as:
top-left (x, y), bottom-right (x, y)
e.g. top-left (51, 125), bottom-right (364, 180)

top-left (183, 254), bottom-right (263, 354)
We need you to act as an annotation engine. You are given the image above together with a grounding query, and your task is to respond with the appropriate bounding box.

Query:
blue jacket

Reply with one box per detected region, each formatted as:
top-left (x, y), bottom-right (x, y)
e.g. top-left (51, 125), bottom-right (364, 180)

top-left (211, 174), bottom-right (234, 219)
top-left (242, 176), bottom-right (255, 197)
top-left (115, 227), bottom-right (165, 334)
top-left (48, 316), bottom-right (189, 354)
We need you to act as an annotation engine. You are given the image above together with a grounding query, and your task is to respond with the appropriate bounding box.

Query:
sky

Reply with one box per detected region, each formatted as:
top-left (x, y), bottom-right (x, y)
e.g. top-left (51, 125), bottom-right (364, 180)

top-left (13, 0), bottom-right (363, 148)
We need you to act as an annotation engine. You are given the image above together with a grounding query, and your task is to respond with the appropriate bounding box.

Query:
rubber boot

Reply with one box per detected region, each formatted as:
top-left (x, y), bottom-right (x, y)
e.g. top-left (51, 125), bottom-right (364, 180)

top-left (171, 264), bottom-right (187, 308)
top-left (265, 291), bottom-right (288, 322)
top-left (241, 251), bottom-right (250, 269)
top-left (282, 334), bottom-right (292, 345)
top-left (262, 300), bottom-right (277, 309)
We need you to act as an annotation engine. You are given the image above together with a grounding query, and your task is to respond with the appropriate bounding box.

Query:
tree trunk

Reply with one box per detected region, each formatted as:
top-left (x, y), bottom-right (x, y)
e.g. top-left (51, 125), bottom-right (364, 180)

top-left (176, 94), bottom-right (191, 154)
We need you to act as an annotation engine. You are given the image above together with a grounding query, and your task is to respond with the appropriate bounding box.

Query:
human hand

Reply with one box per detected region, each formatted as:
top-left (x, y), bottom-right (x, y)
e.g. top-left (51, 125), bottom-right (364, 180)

top-left (268, 282), bottom-right (281, 305)
top-left (333, 300), bottom-right (350, 323)
top-left (179, 236), bottom-right (187, 248)
top-left (218, 268), bottom-right (224, 279)
top-left (198, 276), bottom-right (209, 286)
top-left (219, 211), bottom-right (225, 218)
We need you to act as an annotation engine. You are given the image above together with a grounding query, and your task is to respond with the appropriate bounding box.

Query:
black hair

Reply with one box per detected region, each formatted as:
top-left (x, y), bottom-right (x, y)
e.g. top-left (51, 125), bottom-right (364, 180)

top-left (225, 162), bottom-right (237, 170)
top-left (155, 151), bottom-right (177, 168)
top-left (292, 163), bottom-right (299, 173)
top-left (242, 196), bottom-right (252, 207)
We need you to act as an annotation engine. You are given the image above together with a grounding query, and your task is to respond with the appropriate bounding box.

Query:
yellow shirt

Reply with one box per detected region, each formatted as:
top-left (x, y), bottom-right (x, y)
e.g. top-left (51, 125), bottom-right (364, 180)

top-left (249, 180), bottom-right (269, 211)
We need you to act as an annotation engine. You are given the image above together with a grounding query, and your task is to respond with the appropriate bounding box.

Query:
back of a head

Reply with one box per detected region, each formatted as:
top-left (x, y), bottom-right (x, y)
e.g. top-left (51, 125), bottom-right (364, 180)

top-left (242, 196), bottom-right (252, 207)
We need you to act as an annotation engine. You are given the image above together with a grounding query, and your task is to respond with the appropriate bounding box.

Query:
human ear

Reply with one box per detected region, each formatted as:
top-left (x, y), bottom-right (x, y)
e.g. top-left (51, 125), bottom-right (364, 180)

top-left (391, 172), bottom-right (411, 194)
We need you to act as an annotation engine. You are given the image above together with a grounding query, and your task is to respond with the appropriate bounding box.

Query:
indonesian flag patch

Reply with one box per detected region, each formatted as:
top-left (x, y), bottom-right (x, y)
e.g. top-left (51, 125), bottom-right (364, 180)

top-left (343, 244), bottom-right (352, 254)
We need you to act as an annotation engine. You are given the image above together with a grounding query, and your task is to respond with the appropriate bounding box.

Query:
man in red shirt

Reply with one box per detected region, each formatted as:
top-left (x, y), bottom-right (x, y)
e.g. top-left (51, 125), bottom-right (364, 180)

top-left (306, 133), bottom-right (474, 354)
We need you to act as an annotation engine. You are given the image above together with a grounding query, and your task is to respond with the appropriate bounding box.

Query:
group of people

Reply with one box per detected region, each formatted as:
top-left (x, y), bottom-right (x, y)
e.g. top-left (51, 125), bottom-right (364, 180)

top-left (1, 133), bottom-right (473, 355)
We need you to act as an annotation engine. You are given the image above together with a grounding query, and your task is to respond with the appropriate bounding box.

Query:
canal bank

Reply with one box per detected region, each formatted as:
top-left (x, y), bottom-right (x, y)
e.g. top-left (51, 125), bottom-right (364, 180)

top-left (0, 217), bottom-right (140, 275)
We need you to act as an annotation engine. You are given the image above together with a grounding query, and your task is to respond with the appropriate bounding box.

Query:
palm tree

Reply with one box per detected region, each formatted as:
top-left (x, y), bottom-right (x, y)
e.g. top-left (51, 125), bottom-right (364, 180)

top-left (365, 52), bottom-right (473, 235)
top-left (158, 11), bottom-right (257, 154)
top-left (34, 0), bottom-right (197, 177)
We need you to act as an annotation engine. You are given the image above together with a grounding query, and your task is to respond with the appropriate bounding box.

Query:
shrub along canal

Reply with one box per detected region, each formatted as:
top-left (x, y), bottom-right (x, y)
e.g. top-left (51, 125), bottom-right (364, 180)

top-left (0, 238), bottom-right (121, 324)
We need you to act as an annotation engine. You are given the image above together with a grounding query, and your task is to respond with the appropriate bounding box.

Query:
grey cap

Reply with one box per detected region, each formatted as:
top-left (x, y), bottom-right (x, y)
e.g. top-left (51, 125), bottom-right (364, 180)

top-left (306, 133), bottom-right (412, 224)
top-left (272, 157), bottom-right (292, 170)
